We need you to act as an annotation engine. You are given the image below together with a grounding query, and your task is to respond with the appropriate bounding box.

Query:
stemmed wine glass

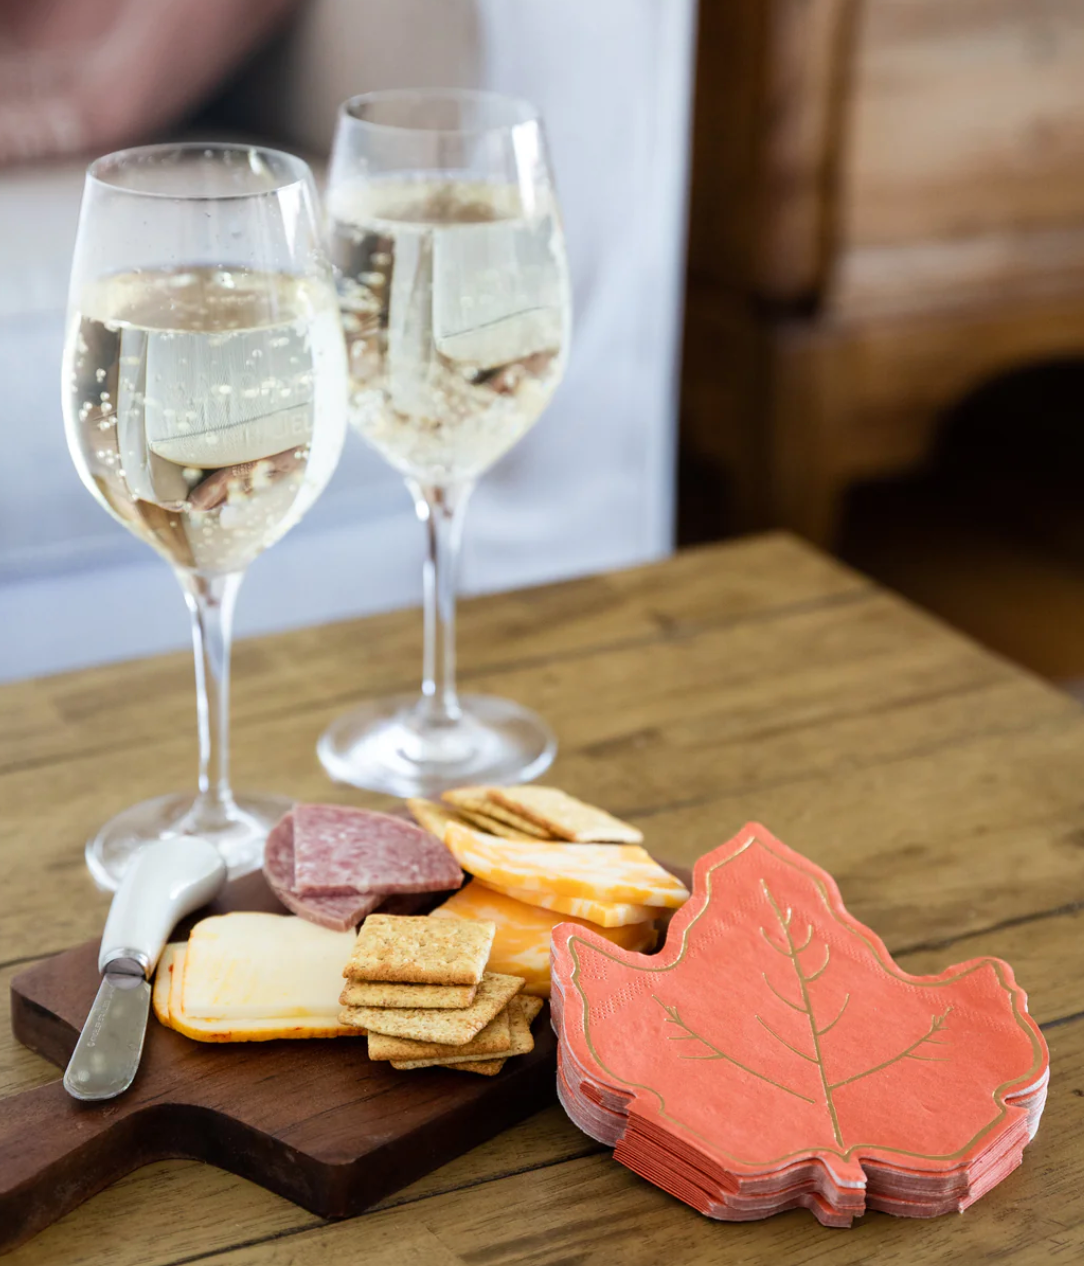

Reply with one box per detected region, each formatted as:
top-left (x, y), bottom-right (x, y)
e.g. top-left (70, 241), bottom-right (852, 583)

top-left (63, 143), bottom-right (347, 889)
top-left (317, 89), bottom-right (572, 796)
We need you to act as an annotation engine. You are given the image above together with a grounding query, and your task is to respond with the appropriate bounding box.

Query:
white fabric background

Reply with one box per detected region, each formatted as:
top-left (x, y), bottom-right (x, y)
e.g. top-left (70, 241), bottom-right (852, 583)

top-left (0, 0), bottom-right (696, 680)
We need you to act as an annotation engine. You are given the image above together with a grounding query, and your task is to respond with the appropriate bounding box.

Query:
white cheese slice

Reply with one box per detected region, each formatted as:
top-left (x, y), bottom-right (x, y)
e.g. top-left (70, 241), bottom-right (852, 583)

top-left (181, 911), bottom-right (356, 1020)
top-left (152, 942), bottom-right (179, 1025)
top-left (166, 944), bottom-right (359, 1042)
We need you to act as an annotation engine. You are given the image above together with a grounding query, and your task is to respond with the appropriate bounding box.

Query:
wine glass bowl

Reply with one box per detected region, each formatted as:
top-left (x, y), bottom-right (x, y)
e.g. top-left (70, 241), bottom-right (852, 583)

top-left (63, 143), bottom-right (347, 888)
top-left (317, 89), bottom-right (571, 796)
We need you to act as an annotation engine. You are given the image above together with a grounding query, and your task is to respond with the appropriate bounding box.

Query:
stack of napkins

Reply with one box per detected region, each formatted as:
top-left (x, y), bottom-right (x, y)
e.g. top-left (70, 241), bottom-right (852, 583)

top-left (551, 824), bottom-right (1049, 1226)
top-left (339, 914), bottom-right (542, 1076)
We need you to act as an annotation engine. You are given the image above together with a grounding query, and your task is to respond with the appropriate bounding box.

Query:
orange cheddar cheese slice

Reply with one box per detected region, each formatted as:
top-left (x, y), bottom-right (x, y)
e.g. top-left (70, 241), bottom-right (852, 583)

top-left (430, 879), bottom-right (657, 997)
top-left (473, 877), bottom-right (656, 928)
top-left (443, 823), bottom-right (690, 909)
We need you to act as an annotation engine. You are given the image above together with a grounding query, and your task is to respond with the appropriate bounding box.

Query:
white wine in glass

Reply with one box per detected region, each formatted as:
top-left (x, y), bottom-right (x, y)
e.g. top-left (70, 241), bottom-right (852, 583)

top-left (63, 145), bottom-right (347, 889)
top-left (317, 90), bottom-right (572, 796)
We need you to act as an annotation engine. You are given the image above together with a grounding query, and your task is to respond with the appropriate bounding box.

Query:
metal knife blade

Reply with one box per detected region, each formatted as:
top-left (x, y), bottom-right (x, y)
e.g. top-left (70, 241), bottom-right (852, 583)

top-left (62, 837), bottom-right (227, 1103)
top-left (63, 966), bottom-right (151, 1102)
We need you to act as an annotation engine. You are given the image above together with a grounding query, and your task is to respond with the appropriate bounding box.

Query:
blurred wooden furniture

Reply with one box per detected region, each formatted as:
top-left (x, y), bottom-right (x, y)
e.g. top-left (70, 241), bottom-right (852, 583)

top-left (3, 535), bottom-right (1084, 1263)
top-left (683, 0), bottom-right (1084, 544)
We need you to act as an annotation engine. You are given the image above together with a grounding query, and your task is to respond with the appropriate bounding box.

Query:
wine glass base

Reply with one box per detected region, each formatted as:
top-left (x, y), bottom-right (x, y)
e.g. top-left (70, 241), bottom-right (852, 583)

top-left (316, 693), bottom-right (556, 797)
top-left (85, 791), bottom-right (294, 892)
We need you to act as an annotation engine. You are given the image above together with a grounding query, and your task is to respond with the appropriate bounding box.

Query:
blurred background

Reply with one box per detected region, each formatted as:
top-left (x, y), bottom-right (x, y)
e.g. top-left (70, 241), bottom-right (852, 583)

top-left (3, 0), bottom-right (1084, 699)
top-left (0, 0), bottom-right (694, 680)
top-left (680, 0), bottom-right (1084, 700)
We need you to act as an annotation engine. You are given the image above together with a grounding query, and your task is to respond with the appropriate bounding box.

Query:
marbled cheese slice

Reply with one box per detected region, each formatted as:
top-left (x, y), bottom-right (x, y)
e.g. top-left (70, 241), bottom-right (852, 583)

top-left (181, 911), bottom-right (356, 1020)
top-left (472, 877), bottom-right (656, 928)
top-left (430, 879), bottom-right (657, 997)
top-left (443, 823), bottom-right (690, 908)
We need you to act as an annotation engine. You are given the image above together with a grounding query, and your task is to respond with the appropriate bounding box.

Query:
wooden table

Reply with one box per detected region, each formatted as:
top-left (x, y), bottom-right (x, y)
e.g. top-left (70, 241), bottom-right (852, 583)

top-left (1, 534), bottom-right (1081, 1264)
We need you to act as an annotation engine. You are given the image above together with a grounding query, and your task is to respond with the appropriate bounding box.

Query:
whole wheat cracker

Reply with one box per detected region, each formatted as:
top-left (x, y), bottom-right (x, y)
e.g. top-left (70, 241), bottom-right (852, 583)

top-left (389, 993), bottom-right (545, 1069)
top-left (367, 1006), bottom-right (511, 1060)
top-left (339, 979), bottom-right (477, 1009)
top-left (406, 798), bottom-right (466, 840)
top-left (516, 993), bottom-right (546, 1027)
top-left (390, 1056), bottom-right (507, 1075)
top-left (436, 1058), bottom-right (506, 1076)
top-left (442, 788), bottom-right (552, 838)
top-left (488, 785), bottom-right (643, 844)
top-left (349, 971), bottom-right (523, 1045)
top-left (502, 993), bottom-right (541, 1056)
top-left (344, 913), bottom-right (495, 985)
top-left (397, 997), bottom-right (547, 1068)
top-left (454, 807), bottom-right (545, 841)
top-left (392, 1048), bottom-right (503, 1068)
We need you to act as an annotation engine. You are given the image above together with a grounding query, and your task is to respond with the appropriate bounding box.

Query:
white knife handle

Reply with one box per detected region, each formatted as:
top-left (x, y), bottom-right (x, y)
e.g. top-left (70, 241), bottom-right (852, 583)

top-left (98, 838), bottom-right (227, 976)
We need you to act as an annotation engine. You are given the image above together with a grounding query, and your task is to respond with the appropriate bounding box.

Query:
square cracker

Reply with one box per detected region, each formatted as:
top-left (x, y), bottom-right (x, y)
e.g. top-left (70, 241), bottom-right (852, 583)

top-left (396, 993), bottom-right (545, 1068)
top-left (407, 798), bottom-right (465, 840)
top-left (350, 972), bottom-right (523, 1045)
top-left (488, 785), bottom-right (643, 844)
top-left (442, 788), bottom-right (551, 838)
top-left (367, 1005), bottom-right (511, 1060)
top-left (336, 1008), bottom-right (370, 1033)
top-left (391, 1056), bottom-right (507, 1075)
top-left (454, 807), bottom-right (545, 841)
top-left (516, 992), bottom-right (545, 1025)
top-left (344, 914), bottom-right (495, 985)
top-left (339, 978), bottom-right (477, 1009)
top-left (437, 1058), bottom-right (506, 1076)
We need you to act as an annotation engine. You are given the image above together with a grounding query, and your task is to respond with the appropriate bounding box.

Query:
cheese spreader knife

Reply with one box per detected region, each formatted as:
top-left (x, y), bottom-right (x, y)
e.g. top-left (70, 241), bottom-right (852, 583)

top-left (63, 838), bottom-right (227, 1101)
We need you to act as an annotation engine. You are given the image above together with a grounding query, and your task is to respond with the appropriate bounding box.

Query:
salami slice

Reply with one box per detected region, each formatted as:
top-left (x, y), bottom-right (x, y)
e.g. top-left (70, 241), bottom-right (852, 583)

top-left (263, 811), bottom-right (297, 891)
top-left (263, 812), bottom-right (382, 933)
top-left (292, 804), bottom-right (463, 898)
top-left (274, 885), bottom-right (382, 933)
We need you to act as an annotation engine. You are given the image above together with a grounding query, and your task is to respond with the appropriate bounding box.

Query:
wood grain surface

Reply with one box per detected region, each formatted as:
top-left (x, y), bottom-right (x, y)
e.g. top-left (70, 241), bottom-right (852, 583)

top-left (2, 534), bottom-right (1082, 1263)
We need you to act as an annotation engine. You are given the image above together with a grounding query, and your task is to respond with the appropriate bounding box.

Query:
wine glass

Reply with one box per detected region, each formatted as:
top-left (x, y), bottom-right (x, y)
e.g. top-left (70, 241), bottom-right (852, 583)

top-left (317, 89), bottom-right (572, 796)
top-left (63, 143), bottom-right (347, 889)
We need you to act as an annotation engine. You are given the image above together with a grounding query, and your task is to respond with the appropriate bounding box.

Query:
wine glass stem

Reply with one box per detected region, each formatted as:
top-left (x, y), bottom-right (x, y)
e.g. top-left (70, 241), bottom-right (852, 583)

top-left (410, 481), bottom-right (474, 726)
top-left (180, 570), bottom-right (243, 830)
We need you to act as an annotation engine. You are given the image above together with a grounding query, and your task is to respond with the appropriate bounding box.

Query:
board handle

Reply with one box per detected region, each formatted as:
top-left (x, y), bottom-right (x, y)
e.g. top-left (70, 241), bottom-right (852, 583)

top-left (0, 1078), bottom-right (154, 1254)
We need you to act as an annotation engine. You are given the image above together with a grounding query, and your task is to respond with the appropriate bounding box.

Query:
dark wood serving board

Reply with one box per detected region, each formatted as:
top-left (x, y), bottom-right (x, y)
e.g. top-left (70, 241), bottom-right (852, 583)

top-left (2, 872), bottom-right (560, 1255)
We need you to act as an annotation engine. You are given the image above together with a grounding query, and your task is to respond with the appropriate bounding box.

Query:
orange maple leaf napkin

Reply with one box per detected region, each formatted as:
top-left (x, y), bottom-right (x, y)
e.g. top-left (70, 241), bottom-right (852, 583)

top-left (551, 823), bottom-right (1048, 1227)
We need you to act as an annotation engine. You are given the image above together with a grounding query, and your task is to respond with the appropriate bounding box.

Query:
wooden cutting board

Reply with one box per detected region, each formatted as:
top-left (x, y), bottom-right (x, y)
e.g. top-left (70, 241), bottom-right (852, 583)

top-left (0, 872), bottom-right (559, 1255)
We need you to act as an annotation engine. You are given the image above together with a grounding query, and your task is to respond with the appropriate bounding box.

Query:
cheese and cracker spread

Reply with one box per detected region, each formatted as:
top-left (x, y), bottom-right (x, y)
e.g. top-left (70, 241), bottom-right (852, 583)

top-left (153, 784), bottom-right (684, 1077)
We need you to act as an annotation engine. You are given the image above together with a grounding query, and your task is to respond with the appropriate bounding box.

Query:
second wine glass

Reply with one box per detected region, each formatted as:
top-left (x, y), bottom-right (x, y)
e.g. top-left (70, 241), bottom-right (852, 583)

top-left (317, 89), bottom-right (572, 796)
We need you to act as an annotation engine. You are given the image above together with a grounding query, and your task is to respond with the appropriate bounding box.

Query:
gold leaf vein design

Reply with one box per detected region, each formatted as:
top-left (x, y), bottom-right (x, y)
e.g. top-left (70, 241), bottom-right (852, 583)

top-left (653, 877), bottom-right (956, 1147)
top-left (653, 997), bottom-right (816, 1104)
